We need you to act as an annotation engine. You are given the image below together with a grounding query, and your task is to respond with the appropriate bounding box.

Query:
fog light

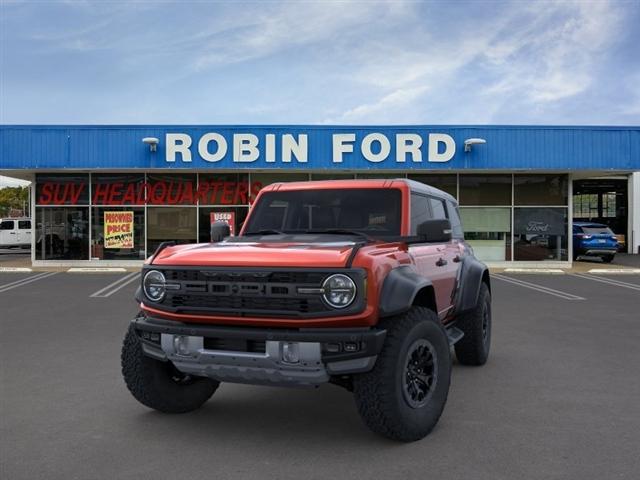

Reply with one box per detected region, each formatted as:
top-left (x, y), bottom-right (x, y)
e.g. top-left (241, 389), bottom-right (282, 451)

top-left (173, 335), bottom-right (191, 356)
top-left (282, 342), bottom-right (300, 364)
top-left (344, 342), bottom-right (359, 352)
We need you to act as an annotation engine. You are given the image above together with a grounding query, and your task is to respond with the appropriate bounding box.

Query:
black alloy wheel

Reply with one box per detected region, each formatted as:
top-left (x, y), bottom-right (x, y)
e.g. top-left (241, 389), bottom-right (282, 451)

top-left (403, 339), bottom-right (438, 409)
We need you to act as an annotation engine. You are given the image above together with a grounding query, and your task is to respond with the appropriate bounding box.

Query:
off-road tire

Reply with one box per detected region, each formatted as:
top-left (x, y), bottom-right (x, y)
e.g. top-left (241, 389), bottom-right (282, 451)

top-left (121, 325), bottom-right (219, 413)
top-left (454, 283), bottom-right (491, 366)
top-left (353, 306), bottom-right (451, 442)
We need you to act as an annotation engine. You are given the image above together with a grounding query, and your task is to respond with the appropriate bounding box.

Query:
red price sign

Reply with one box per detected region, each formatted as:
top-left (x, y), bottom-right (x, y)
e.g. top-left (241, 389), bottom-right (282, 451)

top-left (211, 211), bottom-right (235, 236)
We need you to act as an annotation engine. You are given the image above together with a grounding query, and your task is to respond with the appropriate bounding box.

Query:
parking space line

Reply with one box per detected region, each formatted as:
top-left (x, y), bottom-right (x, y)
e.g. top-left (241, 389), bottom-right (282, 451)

top-left (0, 272), bottom-right (58, 293)
top-left (492, 273), bottom-right (586, 300)
top-left (571, 273), bottom-right (640, 292)
top-left (90, 272), bottom-right (139, 298)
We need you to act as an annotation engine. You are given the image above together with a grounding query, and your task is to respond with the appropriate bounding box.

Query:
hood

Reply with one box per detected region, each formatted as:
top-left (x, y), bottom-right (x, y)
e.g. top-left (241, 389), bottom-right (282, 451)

top-left (151, 240), bottom-right (357, 268)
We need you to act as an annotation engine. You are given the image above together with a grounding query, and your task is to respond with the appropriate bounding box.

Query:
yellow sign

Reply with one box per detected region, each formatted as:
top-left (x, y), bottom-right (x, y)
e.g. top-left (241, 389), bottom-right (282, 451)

top-left (104, 211), bottom-right (134, 249)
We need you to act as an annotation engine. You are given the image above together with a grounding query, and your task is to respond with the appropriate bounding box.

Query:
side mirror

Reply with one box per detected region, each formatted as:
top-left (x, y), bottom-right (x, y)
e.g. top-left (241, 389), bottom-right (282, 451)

top-left (210, 221), bottom-right (231, 242)
top-left (416, 219), bottom-right (452, 243)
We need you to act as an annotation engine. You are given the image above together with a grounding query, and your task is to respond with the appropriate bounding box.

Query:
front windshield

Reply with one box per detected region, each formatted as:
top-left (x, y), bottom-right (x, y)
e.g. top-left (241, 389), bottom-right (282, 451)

top-left (243, 188), bottom-right (402, 236)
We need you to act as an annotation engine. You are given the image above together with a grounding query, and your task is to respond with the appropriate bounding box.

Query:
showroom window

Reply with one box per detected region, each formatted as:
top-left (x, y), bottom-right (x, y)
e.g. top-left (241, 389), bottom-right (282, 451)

top-left (35, 207), bottom-right (89, 260)
top-left (147, 173), bottom-right (197, 205)
top-left (36, 174), bottom-right (90, 205)
top-left (460, 208), bottom-right (512, 261)
top-left (91, 207), bottom-right (145, 260)
top-left (514, 174), bottom-right (568, 206)
top-left (513, 208), bottom-right (568, 261)
top-left (459, 175), bottom-right (511, 205)
top-left (91, 174), bottom-right (146, 205)
top-left (146, 207), bottom-right (197, 254)
top-left (35, 174), bottom-right (90, 260)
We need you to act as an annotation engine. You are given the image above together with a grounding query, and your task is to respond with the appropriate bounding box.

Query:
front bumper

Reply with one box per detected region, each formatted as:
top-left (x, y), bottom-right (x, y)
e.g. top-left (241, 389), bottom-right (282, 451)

top-left (133, 314), bottom-right (386, 388)
top-left (579, 248), bottom-right (617, 257)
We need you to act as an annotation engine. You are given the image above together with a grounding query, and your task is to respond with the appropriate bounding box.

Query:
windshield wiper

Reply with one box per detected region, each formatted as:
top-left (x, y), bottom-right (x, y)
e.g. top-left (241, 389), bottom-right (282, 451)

top-left (303, 229), bottom-right (374, 241)
top-left (242, 229), bottom-right (285, 236)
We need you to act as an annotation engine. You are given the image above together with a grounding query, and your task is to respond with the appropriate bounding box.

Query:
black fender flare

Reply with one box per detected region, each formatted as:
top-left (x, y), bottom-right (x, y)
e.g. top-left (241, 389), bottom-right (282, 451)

top-left (455, 256), bottom-right (490, 314)
top-left (378, 266), bottom-right (436, 318)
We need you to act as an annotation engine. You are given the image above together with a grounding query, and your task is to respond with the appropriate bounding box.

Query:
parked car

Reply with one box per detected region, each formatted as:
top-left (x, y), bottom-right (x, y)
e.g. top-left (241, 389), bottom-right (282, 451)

top-left (0, 217), bottom-right (32, 249)
top-left (121, 179), bottom-right (492, 442)
top-left (573, 222), bottom-right (619, 262)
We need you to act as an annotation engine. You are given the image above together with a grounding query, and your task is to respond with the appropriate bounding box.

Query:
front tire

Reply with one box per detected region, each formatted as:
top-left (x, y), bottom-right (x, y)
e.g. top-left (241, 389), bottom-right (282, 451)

top-left (602, 254), bottom-right (614, 263)
top-left (353, 306), bottom-right (451, 442)
top-left (121, 325), bottom-right (219, 413)
top-left (454, 283), bottom-right (491, 366)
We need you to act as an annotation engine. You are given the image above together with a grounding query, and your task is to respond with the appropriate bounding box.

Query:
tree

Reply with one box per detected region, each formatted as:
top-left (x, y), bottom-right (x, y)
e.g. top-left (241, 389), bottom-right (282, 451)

top-left (0, 187), bottom-right (29, 217)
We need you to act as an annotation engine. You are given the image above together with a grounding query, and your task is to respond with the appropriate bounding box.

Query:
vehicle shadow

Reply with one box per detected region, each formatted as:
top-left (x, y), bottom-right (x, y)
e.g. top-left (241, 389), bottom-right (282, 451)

top-left (124, 383), bottom-right (413, 448)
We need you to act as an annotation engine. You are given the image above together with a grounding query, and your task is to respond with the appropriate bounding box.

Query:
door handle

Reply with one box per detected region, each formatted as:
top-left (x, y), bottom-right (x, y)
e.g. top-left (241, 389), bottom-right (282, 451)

top-left (436, 257), bottom-right (448, 267)
top-left (453, 255), bottom-right (461, 263)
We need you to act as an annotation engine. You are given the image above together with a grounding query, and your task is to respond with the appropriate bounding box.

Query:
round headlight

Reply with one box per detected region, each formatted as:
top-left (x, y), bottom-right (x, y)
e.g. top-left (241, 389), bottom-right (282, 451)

top-left (322, 274), bottom-right (356, 309)
top-left (143, 270), bottom-right (166, 302)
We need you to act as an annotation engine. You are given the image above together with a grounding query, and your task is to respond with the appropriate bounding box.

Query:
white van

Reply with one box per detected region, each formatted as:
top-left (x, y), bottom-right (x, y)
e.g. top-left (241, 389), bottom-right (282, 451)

top-left (0, 217), bottom-right (32, 249)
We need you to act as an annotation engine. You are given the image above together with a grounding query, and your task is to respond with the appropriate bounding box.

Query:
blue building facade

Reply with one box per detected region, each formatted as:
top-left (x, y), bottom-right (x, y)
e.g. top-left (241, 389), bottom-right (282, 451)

top-left (1, 125), bottom-right (638, 265)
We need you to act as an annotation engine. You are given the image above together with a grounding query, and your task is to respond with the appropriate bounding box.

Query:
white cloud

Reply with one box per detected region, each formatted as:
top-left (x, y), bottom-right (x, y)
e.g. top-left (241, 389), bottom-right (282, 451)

top-left (324, 85), bottom-right (429, 124)
top-left (192, 1), bottom-right (410, 70)
top-left (482, 0), bottom-right (623, 103)
top-left (326, 0), bottom-right (628, 123)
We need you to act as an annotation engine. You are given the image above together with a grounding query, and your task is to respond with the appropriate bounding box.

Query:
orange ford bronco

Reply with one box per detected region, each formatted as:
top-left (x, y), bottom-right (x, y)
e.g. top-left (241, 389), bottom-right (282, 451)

top-left (122, 179), bottom-right (491, 441)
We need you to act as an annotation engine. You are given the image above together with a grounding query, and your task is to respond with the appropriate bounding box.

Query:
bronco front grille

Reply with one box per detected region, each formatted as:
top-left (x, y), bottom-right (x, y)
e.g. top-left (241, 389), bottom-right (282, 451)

top-left (147, 267), bottom-right (366, 319)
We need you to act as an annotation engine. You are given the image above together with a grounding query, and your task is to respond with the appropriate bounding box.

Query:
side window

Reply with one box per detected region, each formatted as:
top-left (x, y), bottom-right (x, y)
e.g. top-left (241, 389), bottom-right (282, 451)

top-left (410, 194), bottom-right (432, 234)
top-left (0, 220), bottom-right (15, 230)
top-left (19, 220), bottom-right (31, 229)
top-left (446, 201), bottom-right (464, 239)
top-left (429, 198), bottom-right (447, 220)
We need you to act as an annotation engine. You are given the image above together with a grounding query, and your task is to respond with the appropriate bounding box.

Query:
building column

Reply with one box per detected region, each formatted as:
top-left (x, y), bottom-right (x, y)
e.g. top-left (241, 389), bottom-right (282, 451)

top-left (630, 172), bottom-right (640, 254)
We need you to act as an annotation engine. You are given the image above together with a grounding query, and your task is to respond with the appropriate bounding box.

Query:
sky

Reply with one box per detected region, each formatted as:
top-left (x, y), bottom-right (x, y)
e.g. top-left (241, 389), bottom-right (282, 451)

top-left (0, 0), bottom-right (639, 126)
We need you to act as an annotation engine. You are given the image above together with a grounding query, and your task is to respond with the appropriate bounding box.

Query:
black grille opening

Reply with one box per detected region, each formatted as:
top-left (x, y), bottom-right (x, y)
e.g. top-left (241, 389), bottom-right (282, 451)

top-left (184, 283), bottom-right (207, 292)
top-left (203, 337), bottom-right (266, 353)
top-left (210, 284), bottom-right (227, 294)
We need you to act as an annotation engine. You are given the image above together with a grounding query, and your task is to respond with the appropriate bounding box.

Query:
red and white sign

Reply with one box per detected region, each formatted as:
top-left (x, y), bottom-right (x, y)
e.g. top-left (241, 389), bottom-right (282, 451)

top-left (211, 211), bottom-right (235, 236)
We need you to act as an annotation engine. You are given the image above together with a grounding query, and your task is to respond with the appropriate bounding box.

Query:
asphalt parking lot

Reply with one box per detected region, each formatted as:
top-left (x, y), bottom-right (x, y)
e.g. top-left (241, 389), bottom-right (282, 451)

top-left (1, 270), bottom-right (640, 479)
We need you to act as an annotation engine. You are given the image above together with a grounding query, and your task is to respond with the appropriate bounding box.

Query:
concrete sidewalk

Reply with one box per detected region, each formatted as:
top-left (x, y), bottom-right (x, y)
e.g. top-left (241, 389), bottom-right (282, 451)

top-left (3, 248), bottom-right (639, 274)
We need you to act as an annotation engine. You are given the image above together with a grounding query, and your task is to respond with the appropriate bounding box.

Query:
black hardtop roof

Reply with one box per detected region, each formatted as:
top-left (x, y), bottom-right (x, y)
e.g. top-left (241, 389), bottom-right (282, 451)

top-left (400, 178), bottom-right (457, 205)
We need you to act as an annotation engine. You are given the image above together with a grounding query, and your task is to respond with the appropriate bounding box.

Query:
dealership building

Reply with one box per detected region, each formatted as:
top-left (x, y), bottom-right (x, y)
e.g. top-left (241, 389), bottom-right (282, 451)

top-left (1, 125), bottom-right (638, 267)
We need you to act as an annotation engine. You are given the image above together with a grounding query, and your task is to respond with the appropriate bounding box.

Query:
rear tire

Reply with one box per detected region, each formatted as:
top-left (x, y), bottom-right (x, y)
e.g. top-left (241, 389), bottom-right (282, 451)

top-left (454, 283), bottom-right (491, 366)
top-left (121, 325), bottom-right (219, 413)
top-left (353, 306), bottom-right (451, 442)
top-left (602, 254), bottom-right (614, 263)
